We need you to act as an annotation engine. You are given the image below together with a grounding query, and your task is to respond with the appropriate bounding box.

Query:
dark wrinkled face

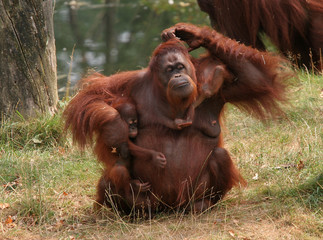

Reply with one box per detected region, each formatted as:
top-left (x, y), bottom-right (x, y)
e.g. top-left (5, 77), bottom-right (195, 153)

top-left (118, 103), bottom-right (138, 138)
top-left (158, 51), bottom-right (196, 98)
top-left (127, 117), bottom-right (138, 138)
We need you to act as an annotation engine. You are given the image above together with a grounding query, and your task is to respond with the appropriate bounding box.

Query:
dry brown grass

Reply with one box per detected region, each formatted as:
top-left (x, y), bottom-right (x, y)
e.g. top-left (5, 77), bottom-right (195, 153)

top-left (1, 71), bottom-right (322, 239)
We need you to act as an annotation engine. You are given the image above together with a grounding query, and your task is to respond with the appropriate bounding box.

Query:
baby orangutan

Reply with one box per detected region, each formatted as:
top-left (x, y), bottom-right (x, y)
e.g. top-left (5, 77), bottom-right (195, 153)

top-left (95, 98), bottom-right (167, 208)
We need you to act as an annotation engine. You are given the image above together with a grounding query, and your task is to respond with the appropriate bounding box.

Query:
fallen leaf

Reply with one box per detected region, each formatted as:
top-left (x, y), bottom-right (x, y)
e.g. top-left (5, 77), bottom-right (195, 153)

top-left (228, 230), bottom-right (235, 237)
top-left (5, 215), bottom-right (13, 224)
top-left (0, 203), bottom-right (10, 209)
top-left (4, 215), bottom-right (17, 228)
top-left (297, 160), bottom-right (305, 170)
top-left (252, 173), bottom-right (259, 180)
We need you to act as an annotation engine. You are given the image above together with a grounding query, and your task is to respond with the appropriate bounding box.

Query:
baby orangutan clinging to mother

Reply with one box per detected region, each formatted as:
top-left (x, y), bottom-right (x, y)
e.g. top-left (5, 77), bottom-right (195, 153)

top-left (64, 89), bottom-right (167, 209)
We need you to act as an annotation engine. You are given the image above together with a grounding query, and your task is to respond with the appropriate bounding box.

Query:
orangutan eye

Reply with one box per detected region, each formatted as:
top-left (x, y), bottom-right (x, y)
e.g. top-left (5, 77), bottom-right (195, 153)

top-left (177, 64), bottom-right (184, 70)
top-left (166, 66), bottom-right (173, 72)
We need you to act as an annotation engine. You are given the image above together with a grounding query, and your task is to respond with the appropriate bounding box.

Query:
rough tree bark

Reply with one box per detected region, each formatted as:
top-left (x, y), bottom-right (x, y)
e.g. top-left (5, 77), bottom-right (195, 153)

top-left (0, 0), bottom-right (58, 120)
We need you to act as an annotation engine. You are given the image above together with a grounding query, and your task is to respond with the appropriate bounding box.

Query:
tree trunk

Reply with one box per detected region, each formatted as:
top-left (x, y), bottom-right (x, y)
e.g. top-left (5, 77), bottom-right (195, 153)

top-left (0, 0), bottom-right (58, 120)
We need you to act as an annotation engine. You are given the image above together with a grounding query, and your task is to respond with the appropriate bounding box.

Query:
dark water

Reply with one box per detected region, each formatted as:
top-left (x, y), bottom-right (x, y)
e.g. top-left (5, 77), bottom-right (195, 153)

top-left (53, 0), bottom-right (209, 98)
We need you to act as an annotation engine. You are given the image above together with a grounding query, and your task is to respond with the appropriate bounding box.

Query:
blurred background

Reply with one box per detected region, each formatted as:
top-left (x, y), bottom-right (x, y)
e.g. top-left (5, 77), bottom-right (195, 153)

top-left (54, 0), bottom-right (209, 98)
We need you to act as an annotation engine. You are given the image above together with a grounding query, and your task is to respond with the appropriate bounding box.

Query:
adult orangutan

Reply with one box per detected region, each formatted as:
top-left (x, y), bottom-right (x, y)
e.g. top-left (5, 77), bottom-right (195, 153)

top-left (64, 23), bottom-right (290, 214)
top-left (197, 0), bottom-right (323, 70)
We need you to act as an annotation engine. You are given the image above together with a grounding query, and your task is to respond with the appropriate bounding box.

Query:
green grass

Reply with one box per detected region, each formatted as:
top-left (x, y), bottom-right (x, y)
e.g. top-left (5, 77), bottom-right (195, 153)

top-left (0, 71), bottom-right (322, 239)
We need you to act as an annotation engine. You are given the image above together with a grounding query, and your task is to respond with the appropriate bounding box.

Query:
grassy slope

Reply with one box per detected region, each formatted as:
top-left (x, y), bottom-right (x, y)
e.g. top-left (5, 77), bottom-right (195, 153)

top-left (0, 71), bottom-right (322, 240)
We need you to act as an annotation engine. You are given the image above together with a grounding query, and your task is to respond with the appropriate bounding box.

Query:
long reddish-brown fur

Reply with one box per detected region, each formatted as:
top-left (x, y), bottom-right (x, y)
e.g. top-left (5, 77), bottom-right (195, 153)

top-left (165, 23), bottom-right (291, 118)
top-left (64, 32), bottom-right (292, 214)
top-left (197, 0), bottom-right (323, 70)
